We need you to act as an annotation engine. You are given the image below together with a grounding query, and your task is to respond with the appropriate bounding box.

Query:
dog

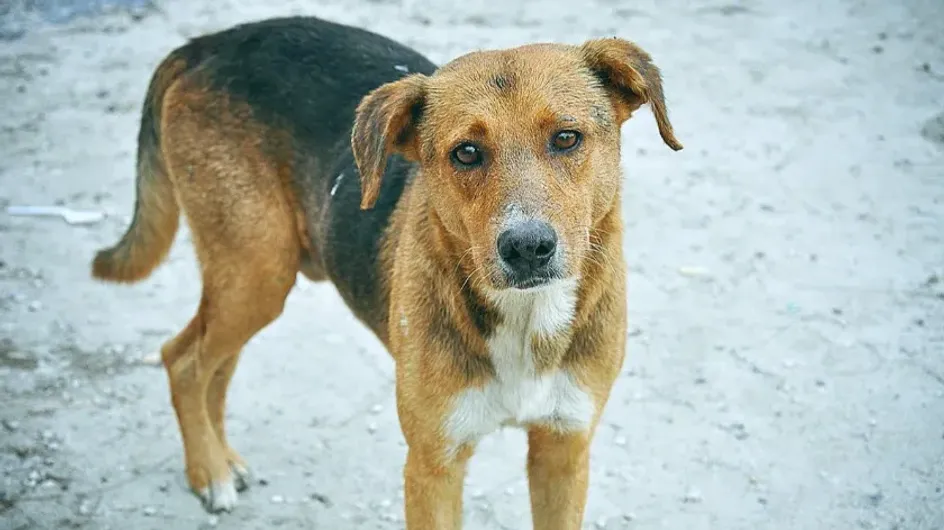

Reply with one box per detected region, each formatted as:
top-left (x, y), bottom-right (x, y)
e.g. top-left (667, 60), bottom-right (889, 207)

top-left (90, 15), bottom-right (682, 528)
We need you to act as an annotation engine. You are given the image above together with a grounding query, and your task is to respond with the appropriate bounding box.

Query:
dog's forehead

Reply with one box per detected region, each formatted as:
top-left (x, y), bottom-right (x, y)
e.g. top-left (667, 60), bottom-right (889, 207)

top-left (437, 42), bottom-right (573, 69)
top-left (425, 44), bottom-right (599, 119)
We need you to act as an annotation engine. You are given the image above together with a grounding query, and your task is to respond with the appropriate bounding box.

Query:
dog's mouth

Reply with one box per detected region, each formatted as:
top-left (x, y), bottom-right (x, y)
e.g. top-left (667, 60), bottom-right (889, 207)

top-left (499, 264), bottom-right (571, 291)
top-left (508, 274), bottom-right (556, 290)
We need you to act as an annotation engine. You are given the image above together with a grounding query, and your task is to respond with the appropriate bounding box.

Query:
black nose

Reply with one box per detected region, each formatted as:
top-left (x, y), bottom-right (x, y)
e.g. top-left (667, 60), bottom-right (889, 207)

top-left (497, 220), bottom-right (558, 276)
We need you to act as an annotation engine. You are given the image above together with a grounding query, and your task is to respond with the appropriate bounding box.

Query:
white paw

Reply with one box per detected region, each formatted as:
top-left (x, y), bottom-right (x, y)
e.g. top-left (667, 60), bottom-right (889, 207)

top-left (199, 479), bottom-right (239, 513)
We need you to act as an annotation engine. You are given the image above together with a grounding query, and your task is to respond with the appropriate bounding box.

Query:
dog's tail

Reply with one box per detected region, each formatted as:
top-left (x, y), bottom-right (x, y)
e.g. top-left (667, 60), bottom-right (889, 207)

top-left (91, 46), bottom-right (194, 283)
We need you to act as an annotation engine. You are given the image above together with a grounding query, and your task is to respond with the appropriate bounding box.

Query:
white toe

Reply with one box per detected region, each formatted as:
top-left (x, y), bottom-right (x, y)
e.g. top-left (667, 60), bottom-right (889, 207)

top-left (200, 479), bottom-right (239, 512)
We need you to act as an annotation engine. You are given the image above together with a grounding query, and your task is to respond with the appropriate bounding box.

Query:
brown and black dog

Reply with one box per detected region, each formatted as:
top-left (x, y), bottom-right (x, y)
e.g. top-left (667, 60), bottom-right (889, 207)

top-left (91, 15), bottom-right (681, 528)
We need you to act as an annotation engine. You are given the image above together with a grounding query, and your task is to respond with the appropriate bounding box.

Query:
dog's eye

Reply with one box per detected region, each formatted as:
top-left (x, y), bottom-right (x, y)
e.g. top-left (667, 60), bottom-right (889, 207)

top-left (551, 130), bottom-right (581, 152)
top-left (451, 143), bottom-right (483, 168)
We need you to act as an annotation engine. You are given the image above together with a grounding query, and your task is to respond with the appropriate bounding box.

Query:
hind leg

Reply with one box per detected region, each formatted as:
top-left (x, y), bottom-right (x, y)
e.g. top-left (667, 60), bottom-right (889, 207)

top-left (161, 236), bottom-right (296, 511)
top-left (207, 354), bottom-right (250, 490)
top-left (160, 81), bottom-right (300, 511)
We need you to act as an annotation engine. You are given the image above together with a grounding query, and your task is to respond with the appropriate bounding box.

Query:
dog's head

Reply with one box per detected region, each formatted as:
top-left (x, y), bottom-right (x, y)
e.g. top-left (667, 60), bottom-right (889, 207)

top-left (352, 38), bottom-right (682, 291)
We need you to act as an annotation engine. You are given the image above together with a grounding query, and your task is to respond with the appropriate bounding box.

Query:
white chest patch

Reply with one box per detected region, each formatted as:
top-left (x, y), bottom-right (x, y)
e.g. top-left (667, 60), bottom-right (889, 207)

top-left (444, 278), bottom-right (595, 449)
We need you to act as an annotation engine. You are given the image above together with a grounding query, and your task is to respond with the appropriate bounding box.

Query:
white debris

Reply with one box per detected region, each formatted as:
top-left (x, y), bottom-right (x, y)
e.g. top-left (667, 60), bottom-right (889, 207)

top-left (330, 173), bottom-right (344, 196)
top-left (140, 352), bottom-right (162, 366)
top-left (677, 266), bottom-right (712, 278)
top-left (6, 205), bottom-right (105, 225)
top-left (683, 488), bottom-right (703, 503)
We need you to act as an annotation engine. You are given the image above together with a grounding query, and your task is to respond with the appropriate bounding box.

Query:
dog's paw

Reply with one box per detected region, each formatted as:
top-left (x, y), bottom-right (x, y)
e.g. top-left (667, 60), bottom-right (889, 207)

top-left (199, 479), bottom-right (239, 513)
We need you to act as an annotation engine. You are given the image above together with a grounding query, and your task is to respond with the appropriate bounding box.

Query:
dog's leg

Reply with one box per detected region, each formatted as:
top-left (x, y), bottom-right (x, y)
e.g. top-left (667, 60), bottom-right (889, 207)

top-left (162, 249), bottom-right (295, 512)
top-left (167, 235), bottom-right (296, 512)
top-left (526, 427), bottom-right (593, 530)
top-left (207, 355), bottom-right (250, 490)
top-left (161, 314), bottom-right (231, 509)
top-left (159, 81), bottom-right (302, 512)
top-left (159, 125), bottom-right (298, 511)
top-left (403, 444), bottom-right (472, 529)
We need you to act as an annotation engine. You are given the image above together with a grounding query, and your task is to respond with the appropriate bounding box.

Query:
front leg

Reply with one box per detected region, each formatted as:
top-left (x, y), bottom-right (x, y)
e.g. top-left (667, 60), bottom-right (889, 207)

top-left (527, 427), bottom-right (593, 530)
top-left (396, 353), bottom-right (477, 530)
top-left (403, 442), bottom-right (472, 529)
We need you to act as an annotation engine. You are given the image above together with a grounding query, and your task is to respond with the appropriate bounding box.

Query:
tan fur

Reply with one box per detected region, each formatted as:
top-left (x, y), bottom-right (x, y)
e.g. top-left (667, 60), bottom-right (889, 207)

top-left (94, 35), bottom-right (680, 528)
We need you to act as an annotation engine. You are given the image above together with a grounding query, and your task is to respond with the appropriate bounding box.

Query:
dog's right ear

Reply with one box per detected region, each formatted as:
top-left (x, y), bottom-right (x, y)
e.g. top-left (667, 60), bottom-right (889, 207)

top-left (352, 74), bottom-right (428, 210)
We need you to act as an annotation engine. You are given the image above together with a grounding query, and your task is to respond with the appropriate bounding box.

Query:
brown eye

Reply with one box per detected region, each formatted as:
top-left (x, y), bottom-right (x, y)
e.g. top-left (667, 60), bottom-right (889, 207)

top-left (451, 143), bottom-right (483, 168)
top-left (551, 130), bottom-right (581, 152)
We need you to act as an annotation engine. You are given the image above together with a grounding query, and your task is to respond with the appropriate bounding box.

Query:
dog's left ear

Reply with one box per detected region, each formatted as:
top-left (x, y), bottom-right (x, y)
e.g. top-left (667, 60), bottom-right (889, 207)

top-left (352, 74), bottom-right (428, 210)
top-left (580, 38), bottom-right (683, 151)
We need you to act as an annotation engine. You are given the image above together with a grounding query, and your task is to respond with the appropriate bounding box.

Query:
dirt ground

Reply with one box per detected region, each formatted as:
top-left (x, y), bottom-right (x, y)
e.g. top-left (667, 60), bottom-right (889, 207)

top-left (1, 0), bottom-right (942, 528)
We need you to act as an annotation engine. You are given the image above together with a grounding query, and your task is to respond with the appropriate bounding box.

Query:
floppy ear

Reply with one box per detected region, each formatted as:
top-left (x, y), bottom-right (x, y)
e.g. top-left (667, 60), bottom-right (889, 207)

top-left (351, 74), bottom-right (428, 210)
top-left (580, 38), bottom-right (683, 151)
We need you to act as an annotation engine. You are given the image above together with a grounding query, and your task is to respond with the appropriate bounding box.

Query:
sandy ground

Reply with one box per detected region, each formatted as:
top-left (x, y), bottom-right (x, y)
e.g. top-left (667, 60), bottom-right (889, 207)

top-left (1, 0), bottom-right (943, 528)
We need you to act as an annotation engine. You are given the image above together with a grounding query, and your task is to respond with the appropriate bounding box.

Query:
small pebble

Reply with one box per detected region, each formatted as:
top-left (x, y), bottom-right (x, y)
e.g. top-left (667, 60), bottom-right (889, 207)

top-left (595, 516), bottom-right (608, 528)
top-left (207, 515), bottom-right (219, 526)
top-left (623, 512), bottom-right (636, 522)
top-left (367, 422), bottom-right (378, 433)
top-left (271, 494), bottom-right (285, 504)
top-left (614, 435), bottom-right (627, 446)
top-left (27, 300), bottom-right (41, 312)
top-left (143, 506), bottom-right (157, 516)
top-left (370, 404), bottom-right (383, 414)
top-left (678, 266), bottom-right (711, 278)
top-left (683, 488), bottom-right (703, 503)
top-left (309, 492), bottom-right (332, 506)
top-left (140, 352), bottom-right (162, 366)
